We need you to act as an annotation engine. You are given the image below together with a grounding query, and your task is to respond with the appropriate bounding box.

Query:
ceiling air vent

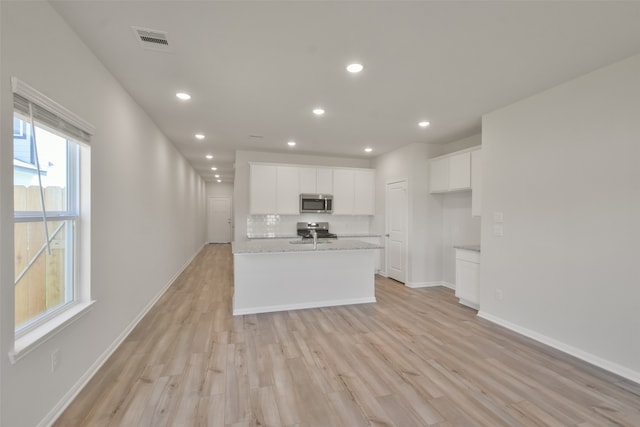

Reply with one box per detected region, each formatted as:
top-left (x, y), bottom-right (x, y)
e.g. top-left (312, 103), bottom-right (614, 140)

top-left (132, 26), bottom-right (171, 52)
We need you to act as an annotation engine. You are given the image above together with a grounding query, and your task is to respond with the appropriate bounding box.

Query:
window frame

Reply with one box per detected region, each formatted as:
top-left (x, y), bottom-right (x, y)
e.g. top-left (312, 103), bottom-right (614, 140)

top-left (13, 118), bottom-right (81, 337)
top-left (9, 78), bottom-right (95, 363)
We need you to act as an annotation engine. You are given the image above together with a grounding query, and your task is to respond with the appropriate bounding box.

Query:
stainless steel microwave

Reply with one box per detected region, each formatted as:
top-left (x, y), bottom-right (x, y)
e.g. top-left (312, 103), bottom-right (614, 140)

top-left (300, 194), bottom-right (333, 214)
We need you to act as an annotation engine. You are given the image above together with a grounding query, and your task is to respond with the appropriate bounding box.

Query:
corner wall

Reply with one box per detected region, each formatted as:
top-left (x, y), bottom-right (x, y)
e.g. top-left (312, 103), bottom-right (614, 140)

top-left (0, 2), bottom-right (206, 425)
top-left (480, 53), bottom-right (640, 381)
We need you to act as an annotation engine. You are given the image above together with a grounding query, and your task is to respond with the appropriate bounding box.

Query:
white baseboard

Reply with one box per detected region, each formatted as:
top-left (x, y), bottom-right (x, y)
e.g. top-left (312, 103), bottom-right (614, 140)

top-left (233, 297), bottom-right (377, 316)
top-left (406, 280), bottom-right (446, 289)
top-left (477, 310), bottom-right (640, 385)
top-left (441, 281), bottom-right (456, 290)
top-left (40, 244), bottom-right (206, 427)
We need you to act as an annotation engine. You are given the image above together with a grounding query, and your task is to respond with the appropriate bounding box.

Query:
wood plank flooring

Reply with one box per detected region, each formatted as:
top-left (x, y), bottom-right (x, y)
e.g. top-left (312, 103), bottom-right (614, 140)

top-left (54, 244), bottom-right (640, 426)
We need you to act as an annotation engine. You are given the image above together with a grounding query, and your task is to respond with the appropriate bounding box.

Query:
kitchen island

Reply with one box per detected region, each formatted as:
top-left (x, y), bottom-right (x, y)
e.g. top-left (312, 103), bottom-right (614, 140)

top-left (232, 239), bottom-right (382, 315)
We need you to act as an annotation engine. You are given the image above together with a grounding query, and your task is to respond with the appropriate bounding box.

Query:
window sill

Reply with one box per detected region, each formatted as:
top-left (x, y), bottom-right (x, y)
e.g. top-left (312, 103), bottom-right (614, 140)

top-left (9, 300), bottom-right (96, 364)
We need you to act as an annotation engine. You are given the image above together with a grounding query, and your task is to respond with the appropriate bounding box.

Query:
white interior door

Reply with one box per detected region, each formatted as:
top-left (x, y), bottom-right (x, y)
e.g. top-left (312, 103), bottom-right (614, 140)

top-left (386, 180), bottom-right (407, 283)
top-left (207, 197), bottom-right (232, 243)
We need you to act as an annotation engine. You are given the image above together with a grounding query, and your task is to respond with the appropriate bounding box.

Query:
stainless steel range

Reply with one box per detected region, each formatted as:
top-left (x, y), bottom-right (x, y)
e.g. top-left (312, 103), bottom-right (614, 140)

top-left (296, 222), bottom-right (338, 240)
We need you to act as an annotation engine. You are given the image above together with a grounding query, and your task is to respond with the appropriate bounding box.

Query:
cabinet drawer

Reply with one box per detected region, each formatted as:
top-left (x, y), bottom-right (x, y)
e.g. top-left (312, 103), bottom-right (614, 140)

top-left (455, 249), bottom-right (480, 263)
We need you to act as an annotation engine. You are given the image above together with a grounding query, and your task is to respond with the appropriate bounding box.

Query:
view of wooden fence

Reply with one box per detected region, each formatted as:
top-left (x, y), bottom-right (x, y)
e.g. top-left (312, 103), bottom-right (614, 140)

top-left (14, 185), bottom-right (67, 328)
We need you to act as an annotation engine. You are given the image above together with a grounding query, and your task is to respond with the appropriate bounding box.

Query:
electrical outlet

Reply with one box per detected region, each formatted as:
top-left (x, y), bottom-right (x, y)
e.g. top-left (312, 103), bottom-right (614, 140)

top-left (51, 349), bottom-right (60, 373)
top-left (493, 212), bottom-right (504, 223)
top-left (495, 289), bottom-right (504, 301)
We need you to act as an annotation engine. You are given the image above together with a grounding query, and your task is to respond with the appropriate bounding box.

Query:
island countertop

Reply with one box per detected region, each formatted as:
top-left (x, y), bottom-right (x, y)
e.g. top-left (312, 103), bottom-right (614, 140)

top-left (233, 238), bottom-right (383, 254)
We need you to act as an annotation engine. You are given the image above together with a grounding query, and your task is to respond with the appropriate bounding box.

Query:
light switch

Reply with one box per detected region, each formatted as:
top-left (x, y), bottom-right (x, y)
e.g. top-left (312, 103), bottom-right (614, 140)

top-left (493, 224), bottom-right (504, 237)
top-left (493, 212), bottom-right (504, 223)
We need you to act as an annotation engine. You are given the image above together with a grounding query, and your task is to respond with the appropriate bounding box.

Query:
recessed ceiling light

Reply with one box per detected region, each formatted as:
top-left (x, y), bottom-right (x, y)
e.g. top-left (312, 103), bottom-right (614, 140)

top-left (288, 141), bottom-right (296, 147)
top-left (214, 174), bottom-right (220, 178)
top-left (211, 167), bottom-right (217, 171)
top-left (195, 133), bottom-right (205, 140)
top-left (205, 154), bottom-right (213, 159)
top-left (217, 179), bottom-right (222, 183)
top-left (418, 121), bottom-right (430, 128)
top-left (364, 147), bottom-right (373, 153)
top-left (313, 108), bottom-right (325, 116)
top-left (346, 63), bottom-right (364, 73)
top-left (176, 92), bottom-right (191, 100)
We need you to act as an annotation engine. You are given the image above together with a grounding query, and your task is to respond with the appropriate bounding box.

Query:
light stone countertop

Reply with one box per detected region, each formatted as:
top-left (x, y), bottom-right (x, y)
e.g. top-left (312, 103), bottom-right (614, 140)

top-left (233, 238), bottom-right (383, 254)
top-left (247, 233), bottom-right (382, 239)
top-left (454, 245), bottom-right (481, 252)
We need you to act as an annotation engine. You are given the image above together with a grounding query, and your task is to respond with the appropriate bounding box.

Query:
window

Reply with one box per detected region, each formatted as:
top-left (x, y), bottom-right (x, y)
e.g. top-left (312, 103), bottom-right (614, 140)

top-left (14, 116), bottom-right (79, 331)
top-left (11, 78), bottom-right (94, 360)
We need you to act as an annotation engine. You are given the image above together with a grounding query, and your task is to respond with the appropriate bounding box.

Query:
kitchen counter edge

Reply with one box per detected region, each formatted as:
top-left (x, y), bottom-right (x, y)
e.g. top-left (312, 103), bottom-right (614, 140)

top-left (233, 239), bottom-right (383, 254)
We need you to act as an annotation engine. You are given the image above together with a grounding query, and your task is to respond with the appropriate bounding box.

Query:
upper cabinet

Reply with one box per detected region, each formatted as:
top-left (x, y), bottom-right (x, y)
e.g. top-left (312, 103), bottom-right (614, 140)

top-left (276, 166), bottom-right (300, 214)
top-left (471, 149), bottom-right (482, 217)
top-left (449, 152), bottom-right (471, 190)
top-left (430, 150), bottom-right (472, 193)
top-left (250, 163), bottom-right (374, 215)
top-left (354, 169), bottom-right (375, 215)
top-left (250, 164), bottom-right (278, 214)
top-left (333, 168), bottom-right (375, 215)
top-left (332, 169), bottom-right (355, 215)
top-left (249, 164), bottom-right (299, 214)
top-left (299, 167), bottom-right (333, 195)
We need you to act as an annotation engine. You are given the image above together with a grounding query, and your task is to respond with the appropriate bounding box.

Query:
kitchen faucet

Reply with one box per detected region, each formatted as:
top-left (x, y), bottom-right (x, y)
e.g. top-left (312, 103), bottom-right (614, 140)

top-left (310, 229), bottom-right (318, 249)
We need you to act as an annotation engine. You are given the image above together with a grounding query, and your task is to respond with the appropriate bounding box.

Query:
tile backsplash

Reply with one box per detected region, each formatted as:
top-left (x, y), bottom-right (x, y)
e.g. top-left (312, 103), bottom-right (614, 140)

top-left (247, 214), bottom-right (372, 237)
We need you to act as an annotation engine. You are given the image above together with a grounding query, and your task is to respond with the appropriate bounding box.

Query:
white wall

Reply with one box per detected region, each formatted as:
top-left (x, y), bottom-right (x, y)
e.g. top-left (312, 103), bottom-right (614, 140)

top-left (233, 150), bottom-right (370, 240)
top-left (206, 181), bottom-right (234, 198)
top-left (373, 143), bottom-right (445, 286)
top-left (436, 134), bottom-right (482, 286)
top-left (0, 2), bottom-right (207, 426)
top-left (480, 53), bottom-right (640, 381)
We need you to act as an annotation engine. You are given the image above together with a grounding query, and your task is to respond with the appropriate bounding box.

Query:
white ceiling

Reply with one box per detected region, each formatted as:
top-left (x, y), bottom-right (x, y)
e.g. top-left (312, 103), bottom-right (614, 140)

top-left (50, 1), bottom-right (640, 183)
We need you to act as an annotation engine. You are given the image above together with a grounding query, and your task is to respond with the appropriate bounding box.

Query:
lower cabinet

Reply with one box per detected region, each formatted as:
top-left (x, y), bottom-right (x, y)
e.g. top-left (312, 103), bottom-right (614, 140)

top-left (455, 248), bottom-right (480, 309)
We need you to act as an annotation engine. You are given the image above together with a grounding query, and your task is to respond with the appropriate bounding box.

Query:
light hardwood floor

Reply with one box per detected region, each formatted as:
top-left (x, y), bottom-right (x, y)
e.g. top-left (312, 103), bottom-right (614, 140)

top-left (55, 244), bottom-right (640, 426)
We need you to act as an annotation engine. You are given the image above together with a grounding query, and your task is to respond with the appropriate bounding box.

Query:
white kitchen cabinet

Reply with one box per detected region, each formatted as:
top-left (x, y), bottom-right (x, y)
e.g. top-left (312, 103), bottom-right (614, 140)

top-left (455, 248), bottom-right (480, 309)
top-left (332, 169), bottom-right (355, 214)
top-left (316, 168), bottom-right (333, 194)
top-left (299, 167), bottom-right (317, 194)
top-left (299, 167), bottom-right (333, 195)
top-left (429, 157), bottom-right (449, 193)
top-left (250, 163), bottom-right (373, 216)
top-left (471, 149), bottom-right (482, 217)
top-left (277, 166), bottom-right (300, 214)
top-left (354, 169), bottom-right (375, 215)
top-left (250, 164), bottom-right (277, 214)
top-left (449, 152), bottom-right (471, 190)
top-left (429, 148), bottom-right (475, 193)
top-left (333, 168), bottom-right (375, 215)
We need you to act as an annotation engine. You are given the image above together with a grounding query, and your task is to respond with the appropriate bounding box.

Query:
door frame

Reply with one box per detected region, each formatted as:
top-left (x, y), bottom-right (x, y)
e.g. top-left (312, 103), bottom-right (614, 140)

top-left (207, 196), bottom-right (233, 243)
top-left (385, 178), bottom-right (409, 283)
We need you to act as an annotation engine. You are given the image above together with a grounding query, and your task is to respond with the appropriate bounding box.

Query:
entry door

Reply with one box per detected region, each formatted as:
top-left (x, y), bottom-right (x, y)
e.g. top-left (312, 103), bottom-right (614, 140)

top-left (207, 197), bottom-right (232, 243)
top-left (386, 180), bottom-right (407, 283)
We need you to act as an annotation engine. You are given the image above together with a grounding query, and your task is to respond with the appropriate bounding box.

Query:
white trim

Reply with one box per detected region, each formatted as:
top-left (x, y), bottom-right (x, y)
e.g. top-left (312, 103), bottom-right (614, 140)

top-left (477, 311), bottom-right (640, 385)
top-left (11, 77), bottom-right (96, 135)
top-left (428, 144), bottom-right (481, 162)
top-left (37, 244), bottom-right (205, 427)
top-left (405, 280), bottom-right (446, 289)
top-left (233, 297), bottom-right (376, 316)
top-left (9, 300), bottom-right (96, 363)
top-left (441, 281), bottom-right (456, 290)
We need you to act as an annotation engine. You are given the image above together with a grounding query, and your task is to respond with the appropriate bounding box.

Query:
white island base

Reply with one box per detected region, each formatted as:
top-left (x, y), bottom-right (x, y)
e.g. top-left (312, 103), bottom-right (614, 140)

top-left (233, 249), bottom-right (376, 315)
